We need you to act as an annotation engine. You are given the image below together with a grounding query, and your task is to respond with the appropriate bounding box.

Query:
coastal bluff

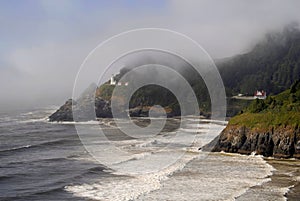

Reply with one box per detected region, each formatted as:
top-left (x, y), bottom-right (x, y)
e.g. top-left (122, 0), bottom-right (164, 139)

top-left (204, 125), bottom-right (300, 158)
top-left (204, 81), bottom-right (300, 159)
top-left (49, 84), bottom-right (113, 122)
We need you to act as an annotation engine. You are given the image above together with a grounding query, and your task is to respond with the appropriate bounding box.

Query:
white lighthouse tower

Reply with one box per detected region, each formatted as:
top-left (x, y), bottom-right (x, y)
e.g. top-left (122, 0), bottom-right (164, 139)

top-left (110, 74), bottom-right (116, 85)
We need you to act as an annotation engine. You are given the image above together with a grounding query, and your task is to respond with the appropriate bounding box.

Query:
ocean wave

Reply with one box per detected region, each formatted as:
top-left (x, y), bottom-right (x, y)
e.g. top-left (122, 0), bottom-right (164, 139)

top-left (184, 118), bottom-right (228, 125)
top-left (32, 186), bottom-right (65, 196)
top-left (0, 175), bottom-right (13, 181)
top-left (111, 152), bottom-right (154, 166)
top-left (14, 108), bottom-right (58, 123)
top-left (65, 151), bottom-right (197, 201)
top-left (133, 139), bottom-right (160, 148)
top-left (0, 139), bottom-right (72, 154)
top-left (5, 157), bottom-right (74, 166)
top-left (0, 144), bottom-right (33, 154)
top-left (87, 166), bottom-right (106, 173)
top-left (179, 128), bottom-right (210, 133)
top-left (18, 117), bottom-right (48, 124)
top-left (48, 120), bottom-right (100, 125)
top-left (135, 152), bottom-right (275, 201)
top-left (0, 186), bottom-right (65, 200)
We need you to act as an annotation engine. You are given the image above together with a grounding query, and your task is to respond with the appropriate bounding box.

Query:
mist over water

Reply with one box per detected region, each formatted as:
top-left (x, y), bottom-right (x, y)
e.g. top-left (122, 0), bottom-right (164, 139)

top-left (1, 1), bottom-right (300, 111)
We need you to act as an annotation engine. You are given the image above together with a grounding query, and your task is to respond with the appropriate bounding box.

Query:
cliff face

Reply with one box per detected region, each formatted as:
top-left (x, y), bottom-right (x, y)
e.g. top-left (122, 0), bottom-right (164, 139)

top-left (204, 80), bottom-right (300, 159)
top-left (205, 125), bottom-right (300, 158)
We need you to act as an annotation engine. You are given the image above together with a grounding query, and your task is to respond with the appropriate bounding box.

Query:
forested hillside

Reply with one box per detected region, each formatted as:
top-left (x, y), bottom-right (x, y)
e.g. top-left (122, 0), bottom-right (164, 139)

top-left (108, 25), bottom-right (300, 114)
top-left (218, 25), bottom-right (300, 95)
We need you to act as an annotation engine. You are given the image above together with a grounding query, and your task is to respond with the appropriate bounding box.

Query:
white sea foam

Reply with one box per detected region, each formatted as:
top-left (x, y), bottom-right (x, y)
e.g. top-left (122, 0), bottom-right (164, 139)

top-left (65, 121), bottom-right (226, 200)
top-left (294, 176), bottom-right (300, 181)
top-left (64, 153), bottom-right (281, 201)
top-left (111, 152), bottom-right (154, 166)
top-left (48, 120), bottom-right (100, 125)
top-left (18, 117), bottom-right (48, 123)
top-left (65, 151), bottom-right (197, 201)
top-left (64, 120), bottom-right (275, 201)
top-left (185, 123), bottom-right (213, 128)
top-left (137, 153), bottom-right (274, 201)
top-left (133, 139), bottom-right (160, 148)
top-left (184, 118), bottom-right (228, 125)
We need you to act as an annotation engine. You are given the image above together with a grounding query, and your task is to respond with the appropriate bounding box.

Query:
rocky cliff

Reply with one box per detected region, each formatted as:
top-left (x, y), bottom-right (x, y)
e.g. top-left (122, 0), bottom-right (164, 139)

top-left (49, 84), bottom-right (113, 122)
top-left (204, 80), bottom-right (300, 158)
top-left (48, 97), bottom-right (176, 122)
top-left (205, 125), bottom-right (300, 158)
top-left (48, 83), bottom-right (178, 122)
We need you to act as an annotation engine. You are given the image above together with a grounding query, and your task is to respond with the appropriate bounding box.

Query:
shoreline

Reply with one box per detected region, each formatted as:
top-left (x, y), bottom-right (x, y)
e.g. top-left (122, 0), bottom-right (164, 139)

top-left (266, 158), bottom-right (300, 200)
top-left (235, 156), bottom-right (300, 200)
top-left (204, 151), bottom-right (300, 200)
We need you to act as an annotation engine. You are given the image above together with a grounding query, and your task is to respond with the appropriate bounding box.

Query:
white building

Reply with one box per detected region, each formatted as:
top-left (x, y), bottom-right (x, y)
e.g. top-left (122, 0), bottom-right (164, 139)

top-left (254, 90), bottom-right (267, 99)
top-left (110, 74), bottom-right (129, 86)
top-left (110, 75), bottom-right (116, 85)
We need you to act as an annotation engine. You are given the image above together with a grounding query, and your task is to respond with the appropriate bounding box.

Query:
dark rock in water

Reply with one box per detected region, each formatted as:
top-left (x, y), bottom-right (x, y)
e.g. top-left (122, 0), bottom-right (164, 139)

top-left (49, 99), bottom-right (74, 122)
top-left (129, 106), bottom-right (148, 117)
top-left (128, 106), bottom-right (178, 118)
top-left (203, 125), bottom-right (300, 159)
top-left (94, 97), bottom-right (112, 118)
top-left (49, 98), bottom-right (180, 121)
top-left (49, 85), bottom-right (113, 122)
top-left (49, 97), bottom-right (113, 122)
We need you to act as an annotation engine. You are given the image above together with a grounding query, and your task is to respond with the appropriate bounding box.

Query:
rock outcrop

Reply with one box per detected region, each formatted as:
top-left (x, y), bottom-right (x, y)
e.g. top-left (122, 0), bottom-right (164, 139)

top-left (204, 125), bottom-right (300, 159)
top-left (129, 106), bottom-right (179, 118)
top-left (203, 80), bottom-right (300, 159)
top-left (49, 83), bottom-right (180, 121)
top-left (94, 97), bottom-right (113, 118)
top-left (49, 96), bottom-right (113, 122)
top-left (49, 83), bottom-right (113, 122)
top-left (49, 99), bottom-right (74, 122)
top-left (49, 100), bottom-right (179, 121)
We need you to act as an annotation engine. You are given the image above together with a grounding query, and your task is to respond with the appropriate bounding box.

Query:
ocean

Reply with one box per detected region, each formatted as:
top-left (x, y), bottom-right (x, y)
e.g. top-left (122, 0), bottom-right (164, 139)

top-left (0, 108), bottom-right (299, 201)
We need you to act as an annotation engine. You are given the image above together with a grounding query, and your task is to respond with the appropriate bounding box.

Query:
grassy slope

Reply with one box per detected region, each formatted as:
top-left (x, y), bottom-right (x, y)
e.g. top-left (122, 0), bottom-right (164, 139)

top-left (229, 81), bottom-right (300, 129)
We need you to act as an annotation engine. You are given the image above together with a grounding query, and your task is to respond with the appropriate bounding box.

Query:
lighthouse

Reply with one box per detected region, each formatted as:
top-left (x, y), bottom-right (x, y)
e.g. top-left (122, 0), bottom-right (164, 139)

top-left (110, 74), bottom-right (116, 85)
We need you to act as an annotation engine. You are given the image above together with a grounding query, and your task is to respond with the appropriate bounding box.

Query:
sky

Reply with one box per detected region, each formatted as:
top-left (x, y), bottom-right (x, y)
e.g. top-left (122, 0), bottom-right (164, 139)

top-left (1, 0), bottom-right (300, 111)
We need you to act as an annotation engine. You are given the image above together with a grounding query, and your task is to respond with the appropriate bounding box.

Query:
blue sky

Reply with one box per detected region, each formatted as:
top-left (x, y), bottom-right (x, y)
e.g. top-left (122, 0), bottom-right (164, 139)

top-left (1, 0), bottom-right (300, 110)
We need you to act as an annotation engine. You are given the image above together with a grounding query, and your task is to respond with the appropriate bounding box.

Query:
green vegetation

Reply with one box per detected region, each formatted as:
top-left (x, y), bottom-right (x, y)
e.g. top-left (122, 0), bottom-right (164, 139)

top-left (219, 25), bottom-right (300, 96)
top-left (96, 84), bottom-right (114, 101)
top-left (229, 80), bottom-right (300, 128)
top-left (96, 84), bottom-right (185, 116)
